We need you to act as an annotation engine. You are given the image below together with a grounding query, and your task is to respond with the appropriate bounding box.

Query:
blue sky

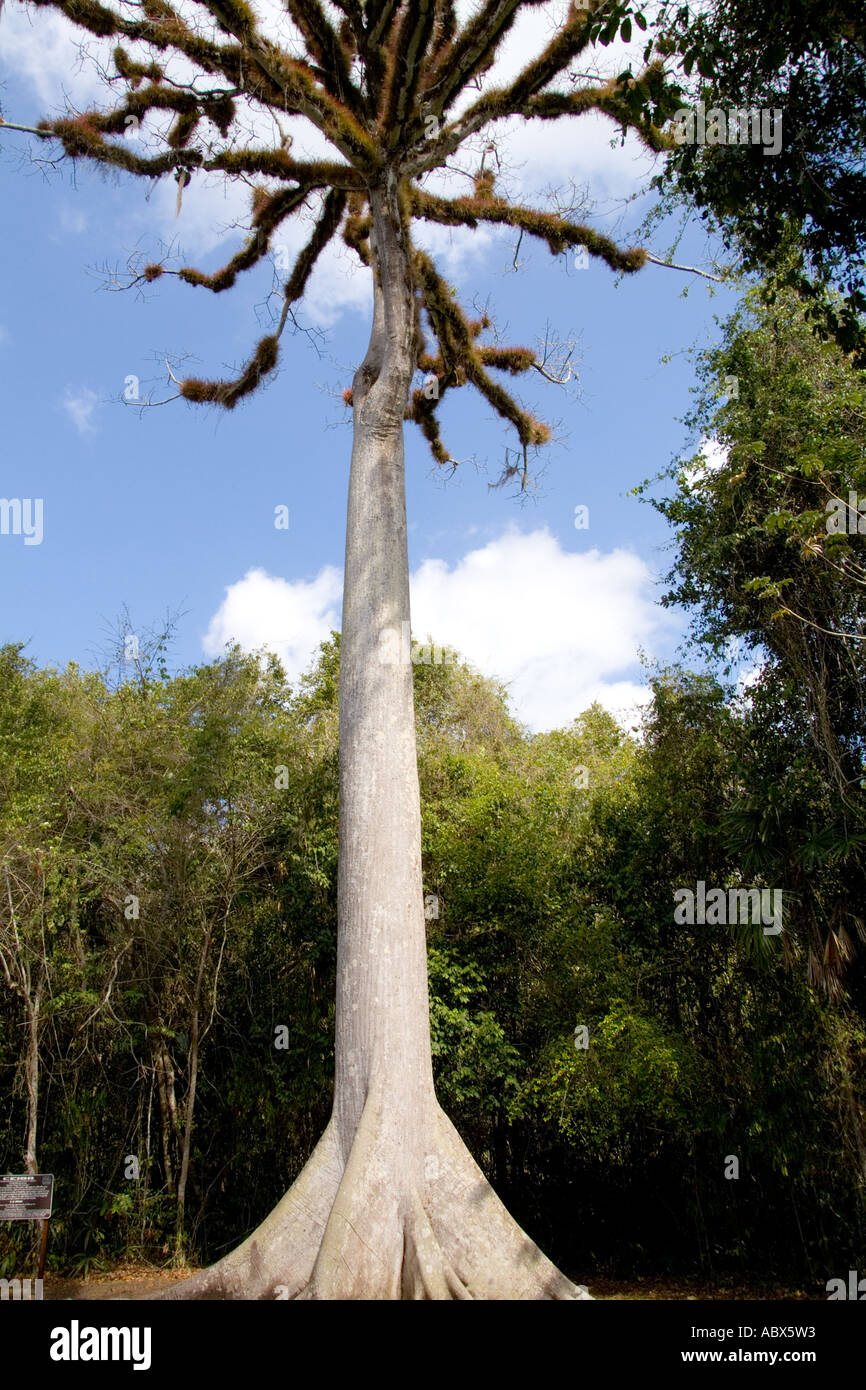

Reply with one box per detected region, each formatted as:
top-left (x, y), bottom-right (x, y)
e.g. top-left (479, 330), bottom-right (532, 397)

top-left (0, 1), bottom-right (739, 730)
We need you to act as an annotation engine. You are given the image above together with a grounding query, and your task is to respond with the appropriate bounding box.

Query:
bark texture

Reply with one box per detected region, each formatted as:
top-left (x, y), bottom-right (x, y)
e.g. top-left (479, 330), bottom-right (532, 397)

top-left (23, 973), bottom-right (42, 1177)
top-left (157, 179), bottom-right (589, 1300)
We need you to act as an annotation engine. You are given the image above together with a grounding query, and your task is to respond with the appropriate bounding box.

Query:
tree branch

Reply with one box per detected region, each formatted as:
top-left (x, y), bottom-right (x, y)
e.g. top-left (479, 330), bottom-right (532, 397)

top-left (411, 184), bottom-right (646, 273)
top-left (644, 252), bottom-right (722, 282)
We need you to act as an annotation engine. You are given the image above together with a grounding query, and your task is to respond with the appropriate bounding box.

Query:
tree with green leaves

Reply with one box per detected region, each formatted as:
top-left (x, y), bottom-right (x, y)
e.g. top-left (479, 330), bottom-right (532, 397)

top-left (637, 282), bottom-right (866, 994)
top-left (652, 0), bottom-right (866, 359)
top-left (0, 0), bottom-right (680, 1298)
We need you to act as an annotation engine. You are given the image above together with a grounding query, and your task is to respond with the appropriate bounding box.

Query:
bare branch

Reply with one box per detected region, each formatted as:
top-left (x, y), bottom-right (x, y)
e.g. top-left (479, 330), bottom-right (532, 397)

top-left (532, 325), bottom-right (579, 385)
top-left (644, 252), bottom-right (723, 282)
top-left (0, 119), bottom-right (55, 137)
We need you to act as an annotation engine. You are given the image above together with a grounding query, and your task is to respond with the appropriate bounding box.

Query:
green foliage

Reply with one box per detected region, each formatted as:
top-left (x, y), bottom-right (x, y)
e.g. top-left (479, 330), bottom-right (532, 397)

top-left (636, 283), bottom-right (866, 992)
top-left (0, 623), bottom-right (864, 1280)
top-left (654, 0), bottom-right (866, 358)
top-left (519, 1002), bottom-right (699, 1162)
top-left (428, 947), bottom-right (521, 1112)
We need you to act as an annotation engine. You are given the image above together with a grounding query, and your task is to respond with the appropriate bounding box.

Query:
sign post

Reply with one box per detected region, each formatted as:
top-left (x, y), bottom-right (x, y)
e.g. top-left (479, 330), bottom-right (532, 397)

top-left (0, 1174), bottom-right (54, 1282)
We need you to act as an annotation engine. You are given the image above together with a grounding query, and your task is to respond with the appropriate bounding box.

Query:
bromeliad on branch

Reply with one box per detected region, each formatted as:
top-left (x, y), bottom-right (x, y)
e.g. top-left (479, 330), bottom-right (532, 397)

top-left (7, 0), bottom-right (679, 473)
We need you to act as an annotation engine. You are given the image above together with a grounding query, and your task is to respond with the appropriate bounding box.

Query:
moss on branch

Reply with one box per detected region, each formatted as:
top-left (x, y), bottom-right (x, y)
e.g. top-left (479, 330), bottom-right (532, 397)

top-left (411, 185), bottom-right (647, 273)
top-left (179, 334), bottom-right (279, 408)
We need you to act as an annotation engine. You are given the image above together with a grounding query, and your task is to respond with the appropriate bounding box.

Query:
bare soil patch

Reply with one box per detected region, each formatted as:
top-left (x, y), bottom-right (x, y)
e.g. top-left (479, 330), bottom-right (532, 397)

top-left (41, 1265), bottom-right (818, 1300)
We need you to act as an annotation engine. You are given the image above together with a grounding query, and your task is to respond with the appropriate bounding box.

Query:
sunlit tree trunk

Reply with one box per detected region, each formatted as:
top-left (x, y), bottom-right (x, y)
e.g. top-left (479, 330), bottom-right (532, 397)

top-left (160, 179), bottom-right (587, 1300)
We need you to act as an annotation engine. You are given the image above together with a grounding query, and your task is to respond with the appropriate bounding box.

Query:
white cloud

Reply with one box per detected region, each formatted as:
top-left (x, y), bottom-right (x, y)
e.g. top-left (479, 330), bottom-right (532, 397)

top-left (139, 169), bottom-right (251, 260)
top-left (410, 528), bottom-right (662, 729)
top-left (683, 437), bottom-right (728, 489)
top-left (203, 529), bottom-right (668, 730)
top-left (412, 217), bottom-right (503, 277)
top-left (270, 199), bottom-right (373, 328)
top-left (304, 238), bottom-right (373, 328)
top-left (736, 662), bottom-right (764, 694)
top-left (496, 111), bottom-right (660, 204)
top-left (62, 387), bottom-right (99, 434)
top-left (202, 565), bottom-right (342, 679)
top-left (0, 2), bottom-right (108, 109)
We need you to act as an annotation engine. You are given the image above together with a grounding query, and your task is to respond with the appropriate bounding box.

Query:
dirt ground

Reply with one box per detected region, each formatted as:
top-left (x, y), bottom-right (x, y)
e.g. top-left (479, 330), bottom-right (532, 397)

top-left (43, 1266), bottom-right (199, 1300)
top-left (576, 1275), bottom-right (815, 1301)
top-left (39, 1265), bottom-right (817, 1300)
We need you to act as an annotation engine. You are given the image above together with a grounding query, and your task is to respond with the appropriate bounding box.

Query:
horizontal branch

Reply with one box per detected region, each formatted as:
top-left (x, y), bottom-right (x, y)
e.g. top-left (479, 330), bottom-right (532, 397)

top-left (0, 113), bottom-right (364, 190)
top-left (411, 185), bottom-right (646, 273)
top-left (644, 252), bottom-right (722, 282)
top-left (209, 148), bottom-right (362, 188)
top-left (0, 120), bottom-right (53, 138)
top-left (179, 334), bottom-right (279, 408)
top-left (521, 69), bottom-right (675, 155)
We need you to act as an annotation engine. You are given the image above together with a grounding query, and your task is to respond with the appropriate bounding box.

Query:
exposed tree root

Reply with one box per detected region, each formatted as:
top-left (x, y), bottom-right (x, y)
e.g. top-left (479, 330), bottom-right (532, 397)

top-left (401, 1194), bottom-right (473, 1299)
top-left (422, 1107), bottom-right (588, 1301)
top-left (155, 1120), bottom-right (344, 1300)
top-left (152, 1098), bottom-right (591, 1301)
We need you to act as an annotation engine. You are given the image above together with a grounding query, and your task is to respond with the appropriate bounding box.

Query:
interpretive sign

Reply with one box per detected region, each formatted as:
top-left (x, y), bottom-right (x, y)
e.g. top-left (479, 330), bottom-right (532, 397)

top-left (0, 1174), bottom-right (54, 1222)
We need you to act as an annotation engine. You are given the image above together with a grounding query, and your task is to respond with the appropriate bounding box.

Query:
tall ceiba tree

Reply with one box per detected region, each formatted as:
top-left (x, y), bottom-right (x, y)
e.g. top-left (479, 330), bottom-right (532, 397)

top-left (1, 0), bottom-right (679, 1298)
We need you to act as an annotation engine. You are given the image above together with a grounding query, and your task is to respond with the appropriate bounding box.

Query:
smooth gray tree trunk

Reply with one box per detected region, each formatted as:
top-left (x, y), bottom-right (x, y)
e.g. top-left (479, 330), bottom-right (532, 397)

top-left (159, 177), bottom-right (588, 1299)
